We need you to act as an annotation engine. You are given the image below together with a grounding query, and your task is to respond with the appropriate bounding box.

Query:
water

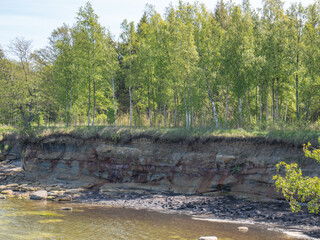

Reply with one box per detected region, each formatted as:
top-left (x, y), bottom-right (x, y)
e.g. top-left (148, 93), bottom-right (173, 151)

top-left (0, 199), bottom-right (294, 240)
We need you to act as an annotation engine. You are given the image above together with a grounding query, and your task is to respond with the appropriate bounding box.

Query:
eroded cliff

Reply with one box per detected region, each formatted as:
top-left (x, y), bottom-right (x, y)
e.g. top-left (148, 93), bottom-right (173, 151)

top-left (21, 136), bottom-right (317, 198)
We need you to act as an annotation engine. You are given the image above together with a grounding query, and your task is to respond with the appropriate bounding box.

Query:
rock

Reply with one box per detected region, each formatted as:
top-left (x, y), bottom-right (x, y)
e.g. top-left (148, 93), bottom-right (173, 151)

top-left (0, 154), bottom-right (5, 161)
top-left (0, 185), bottom-right (6, 190)
top-left (1, 190), bottom-right (13, 195)
top-left (0, 195), bottom-right (6, 199)
top-left (30, 190), bottom-right (48, 200)
top-left (9, 143), bottom-right (21, 158)
top-left (65, 188), bottom-right (82, 194)
top-left (5, 154), bottom-right (18, 160)
top-left (237, 226), bottom-right (248, 232)
top-left (6, 183), bottom-right (19, 188)
top-left (199, 237), bottom-right (218, 240)
top-left (56, 195), bottom-right (72, 201)
top-left (216, 154), bottom-right (236, 163)
top-left (60, 207), bottom-right (72, 210)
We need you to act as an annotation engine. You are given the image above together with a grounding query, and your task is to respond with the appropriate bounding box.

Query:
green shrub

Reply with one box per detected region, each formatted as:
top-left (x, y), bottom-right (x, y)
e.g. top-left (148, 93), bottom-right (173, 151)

top-left (274, 138), bottom-right (320, 213)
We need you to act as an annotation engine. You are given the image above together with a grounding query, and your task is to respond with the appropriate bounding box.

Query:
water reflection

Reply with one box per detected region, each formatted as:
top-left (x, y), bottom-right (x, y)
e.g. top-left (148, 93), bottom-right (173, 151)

top-left (0, 199), bottom-right (293, 240)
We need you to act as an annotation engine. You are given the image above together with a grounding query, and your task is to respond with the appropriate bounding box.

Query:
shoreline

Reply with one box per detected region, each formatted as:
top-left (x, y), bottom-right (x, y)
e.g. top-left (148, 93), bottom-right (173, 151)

top-left (71, 192), bottom-right (318, 240)
top-left (1, 159), bottom-right (320, 240)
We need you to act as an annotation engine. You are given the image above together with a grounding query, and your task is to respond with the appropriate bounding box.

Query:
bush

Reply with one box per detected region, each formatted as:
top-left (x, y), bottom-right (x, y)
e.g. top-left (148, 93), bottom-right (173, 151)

top-left (106, 108), bottom-right (115, 125)
top-left (274, 138), bottom-right (320, 213)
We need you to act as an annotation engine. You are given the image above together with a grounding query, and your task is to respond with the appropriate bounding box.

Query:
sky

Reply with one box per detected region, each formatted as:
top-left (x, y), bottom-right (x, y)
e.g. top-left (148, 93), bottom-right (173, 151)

top-left (0, 0), bottom-right (315, 52)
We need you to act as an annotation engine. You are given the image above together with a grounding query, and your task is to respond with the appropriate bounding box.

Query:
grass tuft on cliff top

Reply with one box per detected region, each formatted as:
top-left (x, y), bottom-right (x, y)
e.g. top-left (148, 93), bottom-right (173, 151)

top-left (1, 124), bottom-right (318, 147)
top-left (0, 125), bottom-right (20, 141)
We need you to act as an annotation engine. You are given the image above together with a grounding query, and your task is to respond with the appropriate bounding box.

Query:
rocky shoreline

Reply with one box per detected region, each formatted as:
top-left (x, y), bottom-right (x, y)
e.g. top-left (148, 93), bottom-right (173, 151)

top-left (0, 159), bottom-right (319, 240)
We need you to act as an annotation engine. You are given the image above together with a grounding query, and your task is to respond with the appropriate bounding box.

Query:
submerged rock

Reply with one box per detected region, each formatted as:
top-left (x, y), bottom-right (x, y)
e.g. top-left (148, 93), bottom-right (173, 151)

top-left (55, 195), bottom-right (72, 201)
top-left (60, 207), bottom-right (72, 210)
top-left (237, 226), bottom-right (249, 232)
top-left (30, 190), bottom-right (48, 200)
top-left (199, 237), bottom-right (218, 240)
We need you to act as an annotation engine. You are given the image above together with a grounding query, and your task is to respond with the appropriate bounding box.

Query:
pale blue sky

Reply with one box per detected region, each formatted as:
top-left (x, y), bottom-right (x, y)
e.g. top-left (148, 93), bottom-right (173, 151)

top-left (0, 0), bottom-right (314, 52)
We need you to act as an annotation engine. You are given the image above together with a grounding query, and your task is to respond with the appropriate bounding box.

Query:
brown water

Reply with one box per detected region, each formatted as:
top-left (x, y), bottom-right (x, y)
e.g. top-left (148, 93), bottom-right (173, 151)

top-left (0, 199), bottom-right (295, 240)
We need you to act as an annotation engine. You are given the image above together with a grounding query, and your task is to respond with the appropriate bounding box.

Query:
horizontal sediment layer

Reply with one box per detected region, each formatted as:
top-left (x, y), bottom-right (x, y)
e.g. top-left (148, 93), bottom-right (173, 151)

top-left (21, 135), bottom-right (318, 199)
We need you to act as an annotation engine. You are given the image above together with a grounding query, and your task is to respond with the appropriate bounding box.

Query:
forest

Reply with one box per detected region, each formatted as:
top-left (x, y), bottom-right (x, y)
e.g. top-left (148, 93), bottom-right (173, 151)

top-left (0, 0), bottom-right (319, 131)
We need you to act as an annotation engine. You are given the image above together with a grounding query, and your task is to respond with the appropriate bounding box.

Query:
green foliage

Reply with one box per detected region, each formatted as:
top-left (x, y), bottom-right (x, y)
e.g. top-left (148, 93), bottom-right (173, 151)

top-left (106, 109), bottom-right (116, 125)
top-left (1, 1), bottom-right (320, 131)
top-left (274, 138), bottom-right (320, 213)
top-left (96, 114), bottom-right (108, 125)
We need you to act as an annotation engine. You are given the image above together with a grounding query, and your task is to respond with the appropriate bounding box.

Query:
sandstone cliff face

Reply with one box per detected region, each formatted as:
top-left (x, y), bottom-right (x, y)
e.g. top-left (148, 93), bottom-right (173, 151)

top-left (22, 136), bottom-right (318, 198)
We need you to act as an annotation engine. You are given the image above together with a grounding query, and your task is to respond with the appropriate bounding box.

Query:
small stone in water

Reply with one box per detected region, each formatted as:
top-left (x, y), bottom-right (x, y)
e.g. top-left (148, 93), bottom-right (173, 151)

top-left (60, 207), bottom-right (72, 210)
top-left (199, 237), bottom-right (218, 240)
top-left (237, 226), bottom-right (249, 232)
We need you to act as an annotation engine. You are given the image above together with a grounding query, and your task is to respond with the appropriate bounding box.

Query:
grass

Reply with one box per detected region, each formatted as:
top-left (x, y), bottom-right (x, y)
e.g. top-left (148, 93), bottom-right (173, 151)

top-left (0, 125), bottom-right (20, 141)
top-left (0, 124), bottom-right (319, 147)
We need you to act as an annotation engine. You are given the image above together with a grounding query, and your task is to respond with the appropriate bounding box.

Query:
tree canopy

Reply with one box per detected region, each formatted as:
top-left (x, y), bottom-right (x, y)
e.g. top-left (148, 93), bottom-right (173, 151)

top-left (0, 0), bottom-right (320, 129)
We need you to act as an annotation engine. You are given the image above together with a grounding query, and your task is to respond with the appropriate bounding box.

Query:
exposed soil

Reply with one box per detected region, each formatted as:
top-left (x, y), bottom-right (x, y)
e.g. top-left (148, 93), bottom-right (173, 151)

top-left (1, 159), bottom-right (319, 240)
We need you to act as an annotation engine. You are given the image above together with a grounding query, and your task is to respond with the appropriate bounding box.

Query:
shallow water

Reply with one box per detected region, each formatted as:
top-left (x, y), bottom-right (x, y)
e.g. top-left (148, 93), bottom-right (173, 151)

top-left (0, 198), bottom-right (294, 240)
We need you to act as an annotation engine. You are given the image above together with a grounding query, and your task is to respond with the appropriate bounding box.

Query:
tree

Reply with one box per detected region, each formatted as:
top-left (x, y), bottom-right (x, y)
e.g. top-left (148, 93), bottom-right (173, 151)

top-left (302, 2), bottom-right (320, 122)
top-left (194, 4), bottom-right (222, 128)
top-left (286, 3), bottom-right (305, 121)
top-left (120, 20), bottom-right (137, 127)
top-left (274, 139), bottom-right (320, 213)
top-left (73, 2), bottom-right (111, 126)
top-left (50, 24), bottom-right (75, 126)
top-left (1, 38), bottom-right (44, 128)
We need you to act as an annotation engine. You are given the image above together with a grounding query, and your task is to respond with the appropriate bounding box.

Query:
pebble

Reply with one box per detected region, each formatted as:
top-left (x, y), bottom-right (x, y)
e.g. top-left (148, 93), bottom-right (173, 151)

top-left (60, 207), bottom-right (72, 210)
top-left (56, 195), bottom-right (72, 201)
top-left (237, 226), bottom-right (249, 232)
top-left (199, 237), bottom-right (218, 240)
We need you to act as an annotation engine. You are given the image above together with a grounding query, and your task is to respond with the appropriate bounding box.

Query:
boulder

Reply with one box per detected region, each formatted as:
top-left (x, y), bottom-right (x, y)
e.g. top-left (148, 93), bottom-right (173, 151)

top-left (9, 143), bottom-right (21, 158)
top-left (199, 237), bottom-right (218, 240)
top-left (30, 190), bottom-right (48, 200)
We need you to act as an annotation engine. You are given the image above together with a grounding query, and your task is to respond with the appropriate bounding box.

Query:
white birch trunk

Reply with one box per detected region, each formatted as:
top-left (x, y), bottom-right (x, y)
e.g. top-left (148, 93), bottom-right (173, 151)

top-left (259, 77), bottom-right (262, 131)
top-left (224, 73), bottom-right (229, 128)
top-left (285, 98), bottom-right (288, 122)
top-left (266, 84), bottom-right (269, 123)
top-left (206, 81), bottom-right (219, 128)
top-left (129, 45), bottom-right (132, 127)
top-left (239, 97), bottom-right (242, 128)
top-left (92, 80), bottom-right (96, 126)
top-left (112, 71), bottom-right (116, 127)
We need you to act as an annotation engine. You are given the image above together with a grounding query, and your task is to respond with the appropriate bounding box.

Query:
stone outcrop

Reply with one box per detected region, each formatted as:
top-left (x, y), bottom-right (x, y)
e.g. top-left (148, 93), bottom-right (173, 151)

top-left (0, 142), bottom-right (21, 162)
top-left (21, 136), bottom-right (318, 199)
